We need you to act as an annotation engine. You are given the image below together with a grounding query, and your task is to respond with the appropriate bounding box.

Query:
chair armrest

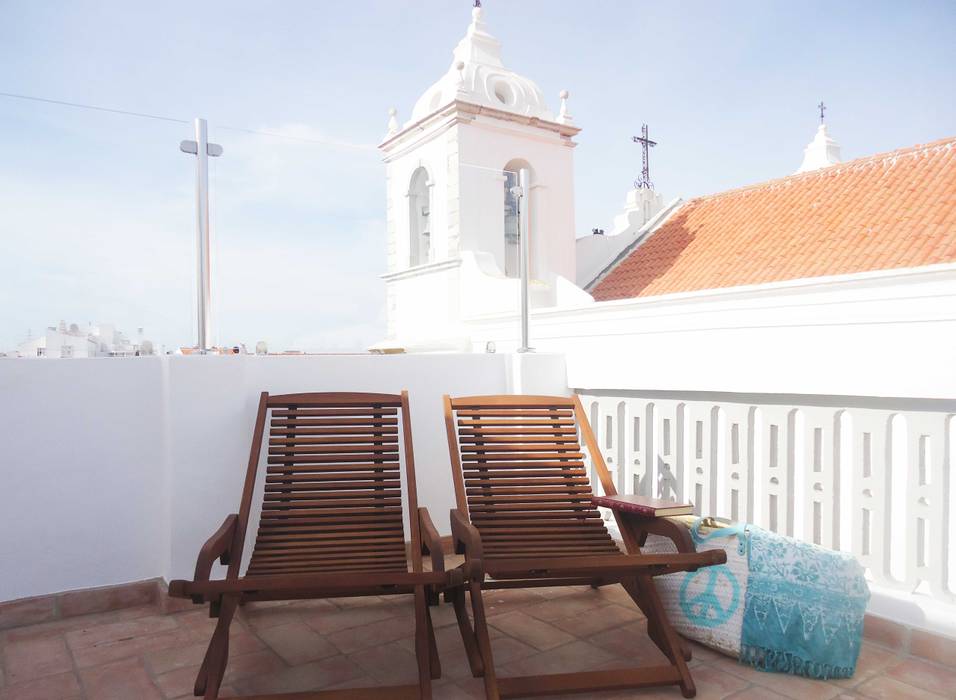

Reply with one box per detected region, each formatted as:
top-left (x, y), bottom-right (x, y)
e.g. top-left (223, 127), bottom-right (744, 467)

top-left (418, 507), bottom-right (445, 574)
top-left (450, 508), bottom-right (485, 582)
top-left (450, 508), bottom-right (482, 558)
top-left (193, 514), bottom-right (239, 583)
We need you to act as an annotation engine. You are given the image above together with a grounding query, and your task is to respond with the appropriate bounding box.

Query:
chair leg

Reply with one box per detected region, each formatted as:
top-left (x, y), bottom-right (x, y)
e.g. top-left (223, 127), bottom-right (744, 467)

top-left (427, 584), bottom-right (441, 607)
top-left (468, 581), bottom-right (500, 700)
top-left (451, 585), bottom-right (484, 678)
top-left (413, 586), bottom-right (433, 699)
top-left (633, 575), bottom-right (696, 698)
top-left (195, 595), bottom-right (238, 699)
top-left (622, 578), bottom-right (692, 662)
top-left (425, 602), bottom-right (442, 680)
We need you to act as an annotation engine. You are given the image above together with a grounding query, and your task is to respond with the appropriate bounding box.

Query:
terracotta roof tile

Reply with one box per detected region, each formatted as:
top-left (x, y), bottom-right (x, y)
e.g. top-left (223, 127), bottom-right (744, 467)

top-left (591, 137), bottom-right (956, 300)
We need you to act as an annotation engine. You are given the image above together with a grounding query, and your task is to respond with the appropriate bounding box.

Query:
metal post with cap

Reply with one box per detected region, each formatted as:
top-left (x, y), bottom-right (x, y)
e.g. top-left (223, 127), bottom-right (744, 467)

top-left (179, 118), bottom-right (222, 352)
top-left (513, 167), bottom-right (533, 353)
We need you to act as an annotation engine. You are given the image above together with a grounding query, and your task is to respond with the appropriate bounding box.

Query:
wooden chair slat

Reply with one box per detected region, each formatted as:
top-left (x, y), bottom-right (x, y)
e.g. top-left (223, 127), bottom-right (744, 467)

top-left (460, 444), bottom-right (580, 453)
top-left (256, 522), bottom-right (404, 535)
top-left (449, 396), bottom-right (576, 409)
top-left (269, 450), bottom-right (399, 461)
top-left (474, 518), bottom-right (607, 527)
top-left (260, 505), bottom-right (404, 518)
top-left (456, 409), bottom-right (573, 418)
top-left (269, 436), bottom-right (400, 446)
top-left (262, 498), bottom-right (403, 510)
top-left (251, 549), bottom-right (407, 562)
top-left (271, 407), bottom-right (398, 416)
top-left (459, 426), bottom-right (579, 435)
top-left (266, 464), bottom-right (398, 484)
top-left (265, 474), bottom-right (402, 496)
top-left (256, 533), bottom-right (406, 545)
top-left (461, 469), bottom-right (588, 479)
top-left (257, 515), bottom-right (404, 526)
top-left (467, 494), bottom-right (593, 504)
top-left (270, 418), bottom-right (398, 427)
top-left (267, 392), bottom-right (403, 408)
top-left (270, 426), bottom-right (400, 436)
top-left (264, 485), bottom-right (400, 495)
top-left (246, 562), bottom-right (408, 575)
top-left (267, 455), bottom-right (399, 474)
top-left (255, 537), bottom-right (405, 551)
top-left (461, 453), bottom-right (585, 462)
top-left (466, 485), bottom-right (592, 495)
top-left (470, 512), bottom-right (603, 522)
top-left (268, 444), bottom-right (399, 455)
top-left (457, 419), bottom-right (575, 427)
top-left (459, 436), bottom-right (579, 445)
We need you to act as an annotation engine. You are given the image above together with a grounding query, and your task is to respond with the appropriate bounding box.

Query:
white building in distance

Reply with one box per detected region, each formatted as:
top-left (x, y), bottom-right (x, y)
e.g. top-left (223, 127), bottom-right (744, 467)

top-left (17, 321), bottom-right (154, 358)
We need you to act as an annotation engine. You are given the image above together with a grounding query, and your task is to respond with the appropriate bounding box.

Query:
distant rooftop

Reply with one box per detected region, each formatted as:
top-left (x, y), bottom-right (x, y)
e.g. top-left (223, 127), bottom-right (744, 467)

top-left (591, 136), bottom-right (956, 300)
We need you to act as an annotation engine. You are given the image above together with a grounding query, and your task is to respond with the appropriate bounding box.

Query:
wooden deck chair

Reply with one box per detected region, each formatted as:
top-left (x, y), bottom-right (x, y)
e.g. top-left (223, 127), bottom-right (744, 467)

top-left (169, 391), bottom-right (455, 700)
top-left (443, 394), bottom-right (727, 699)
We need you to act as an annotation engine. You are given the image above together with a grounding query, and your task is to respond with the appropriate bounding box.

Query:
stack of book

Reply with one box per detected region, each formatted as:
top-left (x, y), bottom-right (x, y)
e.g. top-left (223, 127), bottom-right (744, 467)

top-left (590, 494), bottom-right (694, 517)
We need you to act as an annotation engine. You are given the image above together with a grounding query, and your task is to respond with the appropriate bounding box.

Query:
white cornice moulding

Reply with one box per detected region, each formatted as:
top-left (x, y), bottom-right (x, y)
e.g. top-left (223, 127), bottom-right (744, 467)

top-left (380, 257), bottom-right (462, 282)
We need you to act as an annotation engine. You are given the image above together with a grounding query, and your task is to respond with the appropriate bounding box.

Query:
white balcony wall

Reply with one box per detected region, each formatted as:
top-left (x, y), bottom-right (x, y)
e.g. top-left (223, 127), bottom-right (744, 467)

top-left (0, 353), bottom-right (569, 602)
top-left (466, 265), bottom-right (956, 400)
top-left (0, 358), bottom-right (168, 601)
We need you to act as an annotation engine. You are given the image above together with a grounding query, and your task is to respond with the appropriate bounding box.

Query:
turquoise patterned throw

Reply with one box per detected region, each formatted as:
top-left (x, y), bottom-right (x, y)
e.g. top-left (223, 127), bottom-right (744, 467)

top-left (740, 526), bottom-right (870, 679)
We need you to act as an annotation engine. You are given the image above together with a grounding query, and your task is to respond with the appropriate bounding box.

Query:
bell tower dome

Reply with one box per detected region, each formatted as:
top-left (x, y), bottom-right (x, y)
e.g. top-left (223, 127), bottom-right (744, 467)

top-left (377, 4), bottom-right (583, 350)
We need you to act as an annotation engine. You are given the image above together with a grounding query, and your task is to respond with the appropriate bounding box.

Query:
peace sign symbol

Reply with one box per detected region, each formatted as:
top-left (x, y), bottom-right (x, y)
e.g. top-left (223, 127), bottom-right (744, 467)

top-left (678, 565), bottom-right (740, 628)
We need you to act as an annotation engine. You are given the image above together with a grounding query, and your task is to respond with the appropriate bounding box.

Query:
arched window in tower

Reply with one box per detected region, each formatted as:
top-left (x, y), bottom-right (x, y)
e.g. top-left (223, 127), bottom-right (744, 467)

top-left (503, 171), bottom-right (519, 278)
top-left (502, 159), bottom-right (531, 278)
top-left (408, 167), bottom-right (432, 267)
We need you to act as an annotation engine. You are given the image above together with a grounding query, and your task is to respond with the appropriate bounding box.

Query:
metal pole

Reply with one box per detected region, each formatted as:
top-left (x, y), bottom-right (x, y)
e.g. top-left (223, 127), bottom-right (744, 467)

top-left (517, 167), bottom-right (532, 353)
top-left (194, 118), bottom-right (212, 352)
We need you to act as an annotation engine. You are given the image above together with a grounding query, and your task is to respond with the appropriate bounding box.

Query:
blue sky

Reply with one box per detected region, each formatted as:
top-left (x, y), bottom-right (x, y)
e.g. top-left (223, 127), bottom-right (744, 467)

top-left (1, 1), bottom-right (954, 353)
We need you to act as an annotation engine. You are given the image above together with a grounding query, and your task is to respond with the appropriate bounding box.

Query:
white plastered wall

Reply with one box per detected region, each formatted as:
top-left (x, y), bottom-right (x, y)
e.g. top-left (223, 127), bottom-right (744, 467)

top-left (0, 352), bottom-right (568, 601)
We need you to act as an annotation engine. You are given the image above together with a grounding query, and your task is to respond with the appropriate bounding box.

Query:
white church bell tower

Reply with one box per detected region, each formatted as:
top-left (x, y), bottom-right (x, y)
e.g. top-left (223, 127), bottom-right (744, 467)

top-left (377, 4), bottom-right (583, 351)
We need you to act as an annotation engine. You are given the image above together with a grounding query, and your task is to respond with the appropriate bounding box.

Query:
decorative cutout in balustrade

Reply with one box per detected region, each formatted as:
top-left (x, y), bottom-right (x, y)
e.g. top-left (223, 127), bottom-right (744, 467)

top-left (579, 393), bottom-right (955, 605)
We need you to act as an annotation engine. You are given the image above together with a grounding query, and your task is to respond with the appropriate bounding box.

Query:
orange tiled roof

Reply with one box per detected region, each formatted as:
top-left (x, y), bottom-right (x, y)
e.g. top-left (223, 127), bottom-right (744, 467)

top-left (590, 137), bottom-right (956, 301)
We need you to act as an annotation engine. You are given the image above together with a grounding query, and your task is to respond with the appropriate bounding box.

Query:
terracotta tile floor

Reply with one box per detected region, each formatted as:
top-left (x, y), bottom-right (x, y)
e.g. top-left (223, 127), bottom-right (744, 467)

top-left (1, 584), bottom-right (953, 699)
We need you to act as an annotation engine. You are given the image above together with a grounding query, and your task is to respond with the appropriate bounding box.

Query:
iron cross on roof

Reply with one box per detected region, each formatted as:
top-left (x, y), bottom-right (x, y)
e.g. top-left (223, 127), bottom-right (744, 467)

top-left (819, 101), bottom-right (826, 124)
top-left (632, 123), bottom-right (657, 190)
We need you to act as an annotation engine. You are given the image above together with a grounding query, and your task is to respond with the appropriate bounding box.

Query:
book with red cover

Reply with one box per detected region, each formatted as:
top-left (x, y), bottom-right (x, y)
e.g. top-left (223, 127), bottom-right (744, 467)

top-left (591, 494), bottom-right (693, 517)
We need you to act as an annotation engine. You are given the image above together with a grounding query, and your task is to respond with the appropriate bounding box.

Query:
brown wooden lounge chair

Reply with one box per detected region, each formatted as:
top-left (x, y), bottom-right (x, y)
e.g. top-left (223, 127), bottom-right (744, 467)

top-left (169, 391), bottom-right (454, 700)
top-left (443, 394), bottom-right (727, 699)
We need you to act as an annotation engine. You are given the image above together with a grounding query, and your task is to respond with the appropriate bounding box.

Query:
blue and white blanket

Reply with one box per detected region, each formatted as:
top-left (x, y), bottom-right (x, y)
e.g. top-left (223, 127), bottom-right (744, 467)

top-left (739, 526), bottom-right (869, 679)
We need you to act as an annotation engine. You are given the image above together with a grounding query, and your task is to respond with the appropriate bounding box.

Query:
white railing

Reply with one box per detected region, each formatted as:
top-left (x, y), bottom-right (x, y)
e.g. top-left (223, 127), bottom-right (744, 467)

top-left (579, 391), bottom-right (956, 606)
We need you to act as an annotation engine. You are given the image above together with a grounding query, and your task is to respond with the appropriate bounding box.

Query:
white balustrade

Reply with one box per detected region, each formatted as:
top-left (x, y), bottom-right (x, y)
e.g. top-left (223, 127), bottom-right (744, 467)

top-left (579, 392), bottom-right (956, 606)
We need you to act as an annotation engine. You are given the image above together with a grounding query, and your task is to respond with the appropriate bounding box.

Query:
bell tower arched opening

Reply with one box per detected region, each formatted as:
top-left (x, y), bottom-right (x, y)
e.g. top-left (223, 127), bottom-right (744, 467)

top-left (408, 167), bottom-right (432, 266)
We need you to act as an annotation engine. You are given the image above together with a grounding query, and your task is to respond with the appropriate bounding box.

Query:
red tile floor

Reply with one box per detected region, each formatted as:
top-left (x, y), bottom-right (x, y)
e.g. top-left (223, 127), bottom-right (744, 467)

top-left (1, 581), bottom-right (953, 699)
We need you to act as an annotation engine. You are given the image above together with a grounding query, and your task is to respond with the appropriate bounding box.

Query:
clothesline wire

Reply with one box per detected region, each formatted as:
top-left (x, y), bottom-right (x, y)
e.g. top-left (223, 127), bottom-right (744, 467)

top-left (0, 90), bottom-right (377, 151)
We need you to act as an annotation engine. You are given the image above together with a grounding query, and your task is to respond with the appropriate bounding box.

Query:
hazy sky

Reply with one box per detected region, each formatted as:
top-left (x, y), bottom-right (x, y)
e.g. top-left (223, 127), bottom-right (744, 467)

top-left (2, 1), bottom-right (954, 353)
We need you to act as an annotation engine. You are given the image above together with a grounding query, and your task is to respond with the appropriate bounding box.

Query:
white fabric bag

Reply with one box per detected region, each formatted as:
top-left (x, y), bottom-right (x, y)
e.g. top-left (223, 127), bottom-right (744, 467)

top-left (641, 518), bottom-right (750, 657)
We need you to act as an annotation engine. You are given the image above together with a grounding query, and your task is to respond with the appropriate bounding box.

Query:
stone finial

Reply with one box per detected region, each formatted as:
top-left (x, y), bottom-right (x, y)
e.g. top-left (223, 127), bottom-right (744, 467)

top-left (387, 107), bottom-right (399, 135)
top-left (558, 90), bottom-right (573, 124)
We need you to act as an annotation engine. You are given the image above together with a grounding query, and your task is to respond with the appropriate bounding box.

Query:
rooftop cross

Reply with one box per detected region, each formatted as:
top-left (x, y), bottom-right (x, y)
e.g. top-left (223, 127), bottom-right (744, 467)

top-left (632, 123), bottom-right (657, 190)
top-left (473, 0), bottom-right (481, 7)
top-left (819, 100), bottom-right (826, 124)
